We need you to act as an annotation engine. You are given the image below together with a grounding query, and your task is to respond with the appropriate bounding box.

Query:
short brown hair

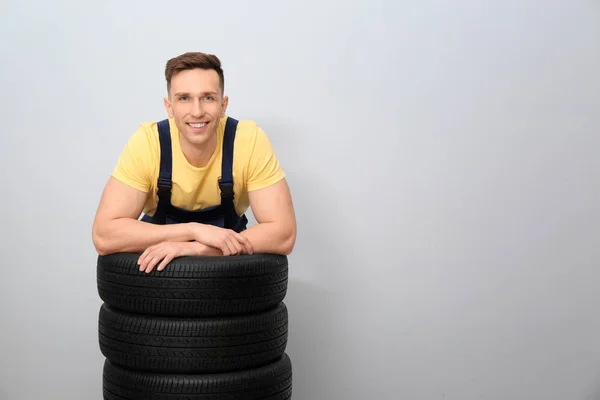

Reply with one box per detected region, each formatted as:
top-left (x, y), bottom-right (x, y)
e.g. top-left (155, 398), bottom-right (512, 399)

top-left (164, 52), bottom-right (225, 95)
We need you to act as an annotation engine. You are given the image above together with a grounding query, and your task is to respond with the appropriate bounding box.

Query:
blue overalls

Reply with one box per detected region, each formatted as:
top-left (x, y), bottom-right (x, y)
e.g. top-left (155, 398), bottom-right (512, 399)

top-left (140, 117), bottom-right (248, 233)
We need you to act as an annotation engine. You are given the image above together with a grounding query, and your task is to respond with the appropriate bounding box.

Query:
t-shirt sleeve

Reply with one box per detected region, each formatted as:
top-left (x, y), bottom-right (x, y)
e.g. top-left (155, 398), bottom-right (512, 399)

top-left (246, 126), bottom-right (286, 192)
top-left (111, 125), bottom-right (155, 193)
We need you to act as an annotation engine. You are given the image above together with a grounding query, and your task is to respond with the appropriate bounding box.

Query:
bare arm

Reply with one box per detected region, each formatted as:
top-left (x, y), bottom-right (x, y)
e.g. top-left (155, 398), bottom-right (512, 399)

top-left (92, 177), bottom-right (195, 255)
top-left (241, 178), bottom-right (297, 255)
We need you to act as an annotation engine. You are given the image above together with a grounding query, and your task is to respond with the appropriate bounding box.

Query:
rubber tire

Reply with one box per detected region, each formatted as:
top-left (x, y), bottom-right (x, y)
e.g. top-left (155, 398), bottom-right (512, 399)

top-left (102, 354), bottom-right (292, 400)
top-left (97, 253), bottom-right (288, 317)
top-left (98, 302), bottom-right (288, 373)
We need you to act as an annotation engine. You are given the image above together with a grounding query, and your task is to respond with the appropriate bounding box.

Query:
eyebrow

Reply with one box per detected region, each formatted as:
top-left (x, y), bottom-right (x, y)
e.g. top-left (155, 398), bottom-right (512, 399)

top-left (173, 91), bottom-right (218, 97)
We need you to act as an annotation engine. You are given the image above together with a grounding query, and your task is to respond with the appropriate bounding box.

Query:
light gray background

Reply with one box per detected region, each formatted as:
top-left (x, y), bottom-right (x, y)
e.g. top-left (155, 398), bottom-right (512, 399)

top-left (1, 1), bottom-right (599, 399)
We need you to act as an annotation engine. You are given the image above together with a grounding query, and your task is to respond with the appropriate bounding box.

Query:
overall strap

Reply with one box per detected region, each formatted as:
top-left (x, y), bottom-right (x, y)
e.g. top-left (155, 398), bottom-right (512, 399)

top-left (219, 117), bottom-right (239, 229)
top-left (154, 119), bottom-right (173, 224)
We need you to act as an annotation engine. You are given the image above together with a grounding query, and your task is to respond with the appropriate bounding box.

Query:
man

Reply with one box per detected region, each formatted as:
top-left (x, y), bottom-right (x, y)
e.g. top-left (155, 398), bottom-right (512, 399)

top-left (92, 52), bottom-right (296, 274)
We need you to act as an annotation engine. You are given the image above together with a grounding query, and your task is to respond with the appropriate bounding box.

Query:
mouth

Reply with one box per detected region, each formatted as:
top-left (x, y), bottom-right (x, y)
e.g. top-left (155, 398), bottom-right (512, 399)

top-left (187, 122), bottom-right (208, 129)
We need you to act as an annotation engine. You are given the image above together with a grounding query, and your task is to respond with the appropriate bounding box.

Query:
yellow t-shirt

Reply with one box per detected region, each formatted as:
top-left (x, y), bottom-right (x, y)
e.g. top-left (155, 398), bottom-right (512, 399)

top-left (112, 116), bottom-right (285, 217)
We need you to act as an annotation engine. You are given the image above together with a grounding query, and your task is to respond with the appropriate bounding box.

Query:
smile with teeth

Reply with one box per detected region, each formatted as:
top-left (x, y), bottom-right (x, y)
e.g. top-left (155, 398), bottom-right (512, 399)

top-left (188, 122), bottom-right (207, 128)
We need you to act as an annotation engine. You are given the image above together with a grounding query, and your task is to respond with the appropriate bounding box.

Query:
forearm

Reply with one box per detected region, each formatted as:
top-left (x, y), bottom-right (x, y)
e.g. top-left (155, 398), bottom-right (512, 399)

top-left (240, 222), bottom-right (296, 255)
top-left (93, 218), bottom-right (194, 255)
top-left (187, 241), bottom-right (223, 256)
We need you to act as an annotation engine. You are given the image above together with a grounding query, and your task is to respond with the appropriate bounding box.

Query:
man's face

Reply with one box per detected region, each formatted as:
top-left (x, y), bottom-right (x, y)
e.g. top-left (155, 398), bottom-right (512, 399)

top-left (164, 68), bottom-right (228, 149)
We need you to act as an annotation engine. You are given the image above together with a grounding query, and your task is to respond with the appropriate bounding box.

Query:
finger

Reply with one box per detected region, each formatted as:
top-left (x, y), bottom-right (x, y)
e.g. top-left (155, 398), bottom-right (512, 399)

top-left (228, 239), bottom-right (241, 256)
top-left (243, 238), bottom-right (253, 255)
top-left (140, 245), bottom-right (156, 259)
top-left (145, 255), bottom-right (163, 274)
top-left (145, 258), bottom-right (159, 273)
top-left (222, 242), bottom-right (233, 256)
top-left (139, 252), bottom-right (150, 271)
top-left (216, 242), bottom-right (229, 256)
top-left (140, 248), bottom-right (158, 271)
top-left (231, 239), bottom-right (243, 255)
top-left (138, 251), bottom-right (149, 270)
top-left (235, 233), bottom-right (254, 255)
top-left (226, 238), bottom-right (239, 255)
top-left (234, 232), bottom-right (252, 249)
top-left (223, 240), bottom-right (236, 256)
top-left (138, 247), bottom-right (155, 270)
top-left (157, 254), bottom-right (175, 272)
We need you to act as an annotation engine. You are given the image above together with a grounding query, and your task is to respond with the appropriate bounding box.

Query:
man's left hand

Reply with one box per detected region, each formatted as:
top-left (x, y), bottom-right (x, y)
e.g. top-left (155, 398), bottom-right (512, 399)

top-left (137, 241), bottom-right (220, 274)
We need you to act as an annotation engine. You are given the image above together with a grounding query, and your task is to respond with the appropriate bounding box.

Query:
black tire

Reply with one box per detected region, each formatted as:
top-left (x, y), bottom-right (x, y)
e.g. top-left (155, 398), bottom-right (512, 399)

top-left (98, 302), bottom-right (288, 373)
top-left (97, 253), bottom-right (288, 317)
top-left (102, 354), bottom-right (292, 400)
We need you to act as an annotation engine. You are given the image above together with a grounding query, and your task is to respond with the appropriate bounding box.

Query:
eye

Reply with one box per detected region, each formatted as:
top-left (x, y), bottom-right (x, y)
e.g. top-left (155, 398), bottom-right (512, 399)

top-left (179, 96), bottom-right (188, 101)
top-left (204, 96), bottom-right (214, 101)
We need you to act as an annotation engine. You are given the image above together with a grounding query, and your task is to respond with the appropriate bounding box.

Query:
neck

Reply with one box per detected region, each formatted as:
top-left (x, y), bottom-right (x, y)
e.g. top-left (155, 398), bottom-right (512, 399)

top-left (179, 133), bottom-right (217, 168)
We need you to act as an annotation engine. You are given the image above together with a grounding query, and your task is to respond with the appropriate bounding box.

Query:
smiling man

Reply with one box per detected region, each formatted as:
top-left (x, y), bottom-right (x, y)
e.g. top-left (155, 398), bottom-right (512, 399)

top-left (92, 52), bottom-right (296, 273)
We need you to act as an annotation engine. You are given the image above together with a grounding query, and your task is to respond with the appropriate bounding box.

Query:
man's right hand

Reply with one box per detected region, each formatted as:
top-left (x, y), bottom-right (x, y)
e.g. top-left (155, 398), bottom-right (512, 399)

top-left (188, 223), bottom-right (254, 256)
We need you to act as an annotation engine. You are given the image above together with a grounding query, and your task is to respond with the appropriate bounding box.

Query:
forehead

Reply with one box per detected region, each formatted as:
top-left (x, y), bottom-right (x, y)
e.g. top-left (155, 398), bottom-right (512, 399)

top-left (169, 68), bottom-right (221, 95)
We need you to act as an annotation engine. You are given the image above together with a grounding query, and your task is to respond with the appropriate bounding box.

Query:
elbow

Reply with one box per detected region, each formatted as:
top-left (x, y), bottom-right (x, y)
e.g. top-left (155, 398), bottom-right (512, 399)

top-left (280, 227), bottom-right (296, 256)
top-left (281, 246), bottom-right (294, 256)
top-left (92, 225), bottom-right (111, 256)
top-left (282, 239), bottom-right (295, 256)
top-left (95, 245), bottom-right (110, 257)
top-left (93, 235), bottom-right (109, 256)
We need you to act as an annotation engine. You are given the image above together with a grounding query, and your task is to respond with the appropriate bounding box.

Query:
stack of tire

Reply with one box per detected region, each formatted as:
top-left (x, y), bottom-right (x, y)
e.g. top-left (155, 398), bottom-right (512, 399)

top-left (96, 252), bottom-right (292, 399)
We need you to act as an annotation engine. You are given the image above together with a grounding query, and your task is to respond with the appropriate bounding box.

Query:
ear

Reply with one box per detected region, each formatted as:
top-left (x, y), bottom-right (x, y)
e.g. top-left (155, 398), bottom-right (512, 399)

top-left (221, 95), bottom-right (229, 117)
top-left (163, 97), bottom-right (174, 119)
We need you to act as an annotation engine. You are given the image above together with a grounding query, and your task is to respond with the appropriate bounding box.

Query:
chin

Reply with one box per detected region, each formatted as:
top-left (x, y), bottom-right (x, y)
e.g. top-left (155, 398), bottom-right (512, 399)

top-left (185, 129), bottom-right (217, 146)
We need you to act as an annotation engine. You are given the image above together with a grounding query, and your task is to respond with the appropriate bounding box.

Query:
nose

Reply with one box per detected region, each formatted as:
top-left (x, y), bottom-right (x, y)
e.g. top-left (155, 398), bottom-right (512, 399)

top-left (191, 98), bottom-right (204, 117)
